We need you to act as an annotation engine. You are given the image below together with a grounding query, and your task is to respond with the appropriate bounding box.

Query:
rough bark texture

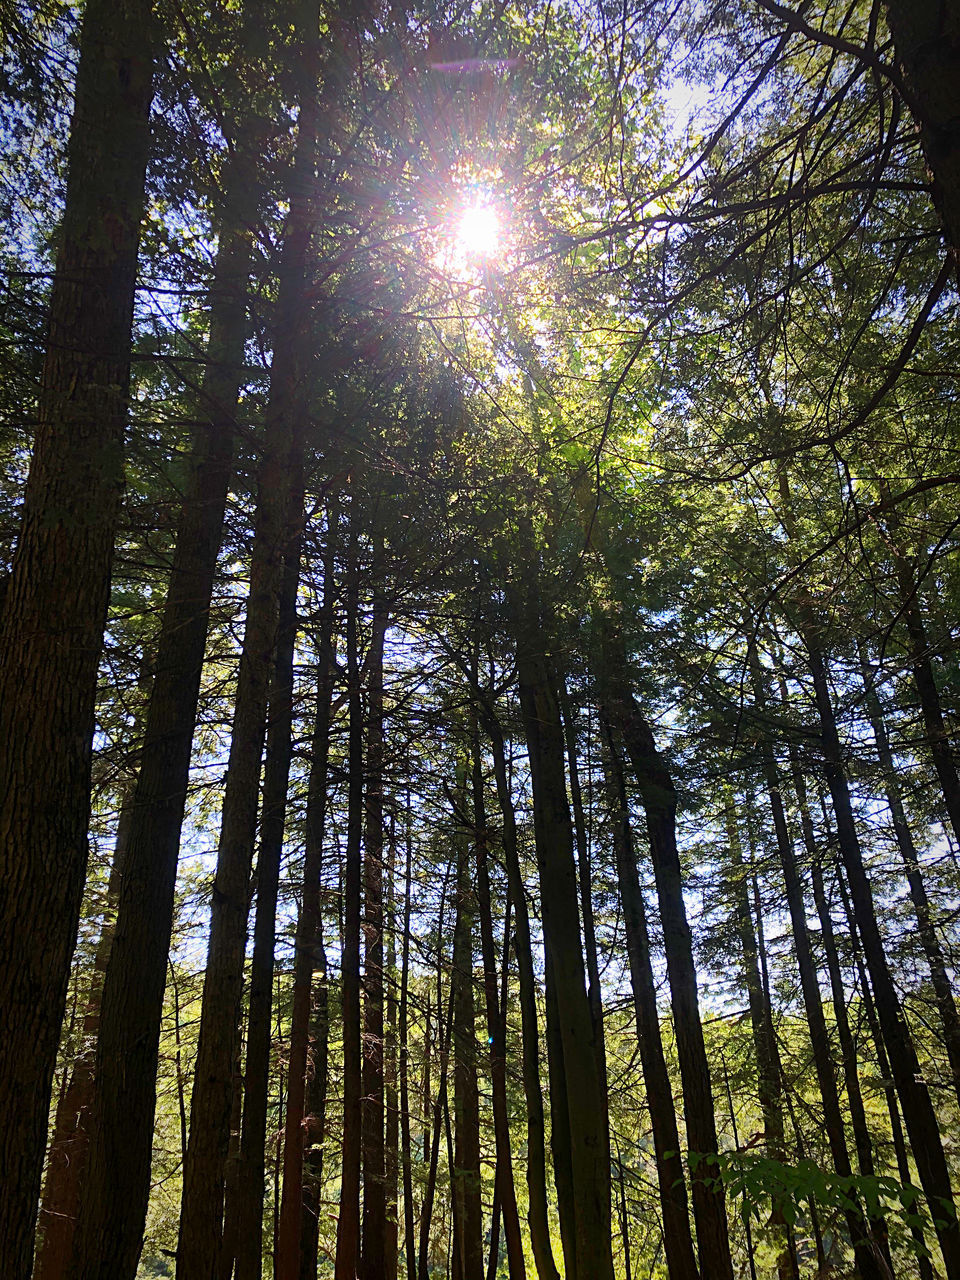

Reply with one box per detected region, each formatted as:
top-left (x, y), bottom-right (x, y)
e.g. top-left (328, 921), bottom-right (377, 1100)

top-left (234, 541), bottom-right (303, 1280)
top-left (471, 727), bottom-right (527, 1280)
top-left (335, 520), bottom-right (364, 1280)
top-left (599, 625), bottom-right (733, 1280)
top-left (517, 615), bottom-right (614, 1280)
top-left (885, 0), bottom-right (960, 257)
top-left (602, 719), bottom-right (700, 1280)
top-left (482, 705), bottom-right (561, 1280)
top-left (175, 6), bottom-right (319, 1268)
top-left (361, 591), bottom-right (389, 1280)
top-left (451, 783), bottom-right (484, 1280)
top-left (276, 514), bottom-right (337, 1280)
top-left (750, 656), bottom-right (886, 1280)
top-left (0, 2), bottom-right (154, 1273)
top-left (804, 634), bottom-right (960, 1277)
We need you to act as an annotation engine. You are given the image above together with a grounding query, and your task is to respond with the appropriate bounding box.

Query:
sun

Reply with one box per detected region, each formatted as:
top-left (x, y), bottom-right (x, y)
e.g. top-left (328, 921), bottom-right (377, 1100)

top-left (456, 202), bottom-right (501, 258)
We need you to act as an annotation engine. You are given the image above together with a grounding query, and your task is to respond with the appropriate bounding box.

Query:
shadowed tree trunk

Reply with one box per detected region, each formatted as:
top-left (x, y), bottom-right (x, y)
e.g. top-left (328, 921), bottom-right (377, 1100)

top-left (335, 515), bottom-right (364, 1280)
top-left (597, 621), bottom-right (732, 1280)
top-left (601, 716), bottom-right (700, 1280)
top-left (858, 639), bottom-right (960, 1110)
top-left (361, 578), bottom-right (389, 1280)
top-left (277, 510), bottom-right (337, 1280)
top-left (471, 716), bottom-right (526, 1280)
top-left (234, 536), bottom-right (304, 1280)
top-left (750, 651), bottom-right (888, 1280)
top-left (0, 1), bottom-right (155, 1272)
top-left (451, 773), bottom-right (484, 1280)
top-left (399, 806), bottom-right (417, 1280)
top-left (480, 701), bottom-right (561, 1280)
top-left (516, 599), bottom-right (613, 1280)
top-left (723, 793), bottom-right (799, 1280)
top-left (35, 780), bottom-right (137, 1280)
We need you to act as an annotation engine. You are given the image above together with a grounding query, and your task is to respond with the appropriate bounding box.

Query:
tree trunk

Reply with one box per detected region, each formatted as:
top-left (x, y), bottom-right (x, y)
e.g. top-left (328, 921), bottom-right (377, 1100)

top-left (804, 633), bottom-right (960, 1276)
top-left (598, 625), bottom-right (732, 1280)
top-left (480, 702), bottom-right (561, 1280)
top-left (276, 508), bottom-right (337, 1280)
top-left (0, 1), bottom-right (154, 1272)
top-left (385, 826), bottom-right (400, 1280)
top-left (751, 653), bottom-right (887, 1280)
top-left (836, 868), bottom-right (938, 1280)
top-left (723, 793), bottom-right (799, 1280)
top-left (35, 783), bottom-right (136, 1280)
top-left (234, 537), bottom-right (303, 1280)
top-left (516, 613), bottom-right (614, 1280)
top-left (335, 516), bottom-right (364, 1280)
top-left (601, 717), bottom-right (699, 1280)
top-left (399, 806), bottom-right (417, 1280)
top-left (884, 1), bottom-right (960, 257)
top-left (471, 720), bottom-right (527, 1280)
top-left (451, 776), bottom-right (484, 1280)
top-left (70, 51), bottom-right (263, 1276)
top-left (858, 640), bottom-right (960, 1109)
top-left (361, 585), bottom-right (389, 1280)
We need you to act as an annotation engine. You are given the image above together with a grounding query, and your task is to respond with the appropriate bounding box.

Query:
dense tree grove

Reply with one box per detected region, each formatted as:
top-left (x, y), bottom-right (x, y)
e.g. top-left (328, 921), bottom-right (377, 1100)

top-left (2, 1), bottom-right (960, 1277)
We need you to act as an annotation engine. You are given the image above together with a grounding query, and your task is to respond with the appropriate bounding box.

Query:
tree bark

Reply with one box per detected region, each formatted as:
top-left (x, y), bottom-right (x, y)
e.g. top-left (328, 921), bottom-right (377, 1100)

top-left (0, 2), bottom-right (154, 1272)
top-left (69, 52), bottom-right (262, 1277)
top-left (858, 641), bottom-right (960, 1109)
top-left (480, 702), bottom-right (561, 1280)
top-left (885, 1), bottom-right (960, 257)
top-left (516, 612), bottom-right (614, 1280)
top-left (598, 624), bottom-right (732, 1280)
top-left (276, 509), bottom-right (337, 1280)
top-left (361, 583), bottom-right (389, 1280)
top-left (723, 793), bottom-right (799, 1280)
top-left (234, 537), bottom-right (303, 1280)
top-left (804, 633), bottom-right (960, 1276)
top-left (471, 720), bottom-right (527, 1280)
top-left (451, 774), bottom-right (484, 1280)
top-left (601, 717), bottom-right (699, 1280)
top-left (750, 653), bottom-right (887, 1280)
top-left (335, 515), bottom-right (365, 1280)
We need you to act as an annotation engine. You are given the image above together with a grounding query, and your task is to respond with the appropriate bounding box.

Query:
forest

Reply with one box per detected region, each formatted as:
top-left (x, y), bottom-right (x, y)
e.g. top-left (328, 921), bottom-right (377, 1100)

top-left (1, 1), bottom-right (960, 1278)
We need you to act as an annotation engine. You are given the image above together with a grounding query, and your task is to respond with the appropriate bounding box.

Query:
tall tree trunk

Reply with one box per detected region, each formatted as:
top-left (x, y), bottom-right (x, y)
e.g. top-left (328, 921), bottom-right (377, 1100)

top-left (858, 639), bottom-right (960, 1108)
top-left (451, 777), bottom-right (484, 1280)
top-left (418, 892), bottom-right (455, 1280)
top-left (516, 608), bottom-right (613, 1280)
top-left (750, 653), bottom-right (887, 1280)
top-left (298, 962), bottom-right (330, 1280)
top-left (0, 2), bottom-right (154, 1272)
top-left (884, 1), bottom-right (960, 257)
top-left (480, 702), bottom-right (561, 1280)
top-left (399, 803), bottom-right (417, 1280)
top-left (335, 516), bottom-right (364, 1280)
top-left (723, 793), bottom-right (799, 1280)
top-left (878, 481), bottom-right (960, 845)
top-left (803, 632), bottom-right (960, 1276)
top-left (835, 867), bottom-right (938, 1280)
top-left (558, 681), bottom-right (610, 1146)
top-left (597, 624), bottom-right (732, 1280)
top-left (361, 583), bottom-right (389, 1280)
top-left (69, 54), bottom-right (262, 1278)
top-left (471, 720), bottom-right (526, 1280)
top-left (35, 781), bottom-right (137, 1280)
top-left (277, 509), bottom-right (337, 1280)
top-left (234, 537), bottom-right (303, 1280)
top-left (385, 825), bottom-right (400, 1280)
top-left (601, 716), bottom-right (699, 1280)
top-left (174, 56), bottom-right (318, 1273)
top-left (808, 829), bottom-right (892, 1270)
